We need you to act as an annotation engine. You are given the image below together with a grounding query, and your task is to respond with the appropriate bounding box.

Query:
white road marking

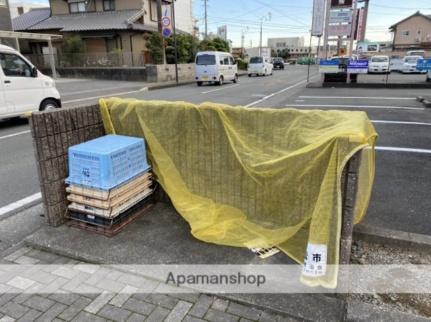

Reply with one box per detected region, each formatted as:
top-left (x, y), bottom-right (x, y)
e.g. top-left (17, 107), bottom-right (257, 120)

top-left (201, 84), bottom-right (240, 94)
top-left (0, 130), bottom-right (31, 141)
top-left (246, 78), bottom-right (312, 107)
top-left (376, 147), bottom-right (431, 154)
top-left (299, 96), bottom-right (417, 101)
top-left (372, 120), bottom-right (431, 126)
top-left (0, 193), bottom-right (41, 219)
top-left (63, 87), bottom-right (148, 104)
top-left (285, 104), bottom-right (424, 111)
top-left (62, 85), bottom-right (147, 96)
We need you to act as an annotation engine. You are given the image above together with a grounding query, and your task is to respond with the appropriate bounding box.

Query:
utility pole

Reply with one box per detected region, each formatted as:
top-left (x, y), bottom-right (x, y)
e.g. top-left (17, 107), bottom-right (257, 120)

top-left (241, 27), bottom-right (248, 58)
top-left (349, 0), bottom-right (358, 56)
top-left (323, 0), bottom-right (331, 59)
top-left (204, 0), bottom-right (208, 39)
top-left (259, 13), bottom-right (271, 56)
top-left (172, 0), bottom-right (178, 84)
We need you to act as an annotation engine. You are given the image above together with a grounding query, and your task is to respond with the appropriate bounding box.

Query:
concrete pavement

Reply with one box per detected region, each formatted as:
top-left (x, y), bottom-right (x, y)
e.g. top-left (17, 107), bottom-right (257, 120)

top-left (0, 64), bottom-right (430, 238)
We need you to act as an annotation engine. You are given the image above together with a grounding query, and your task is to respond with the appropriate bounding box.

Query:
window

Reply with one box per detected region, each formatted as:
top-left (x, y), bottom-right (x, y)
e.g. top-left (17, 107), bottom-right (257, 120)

top-left (103, 0), bottom-right (115, 11)
top-left (17, 6), bottom-right (24, 15)
top-left (0, 53), bottom-right (32, 77)
top-left (150, 0), bottom-right (158, 22)
top-left (69, 1), bottom-right (86, 13)
top-left (401, 30), bottom-right (410, 36)
top-left (229, 56), bottom-right (235, 65)
top-left (196, 54), bottom-right (216, 65)
top-left (250, 57), bottom-right (263, 64)
top-left (0, 0), bottom-right (6, 6)
top-left (223, 57), bottom-right (229, 65)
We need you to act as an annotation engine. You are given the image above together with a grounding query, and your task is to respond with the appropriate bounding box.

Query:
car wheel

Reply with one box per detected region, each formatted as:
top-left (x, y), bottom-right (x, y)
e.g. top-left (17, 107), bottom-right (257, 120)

top-left (40, 99), bottom-right (60, 111)
top-left (197, 81), bottom-right (203, 87)
top-left (233, 74), bottom-right (239, 83)
top-left (248, 74), bottom-right (252, 77)
top-left (218, 76), bottom-right (224, 86)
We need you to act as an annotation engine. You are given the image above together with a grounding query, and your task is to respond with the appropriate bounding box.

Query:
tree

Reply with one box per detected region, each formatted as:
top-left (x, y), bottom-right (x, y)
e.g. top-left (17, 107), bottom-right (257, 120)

top-left (198, 37), bottom-right (229, 52)
top-left (61, 36), bottom-right (85, 67)
top-left (147, 33), bottom-right (164, 64)
top-left (166, 33), bottom-right (199, 64)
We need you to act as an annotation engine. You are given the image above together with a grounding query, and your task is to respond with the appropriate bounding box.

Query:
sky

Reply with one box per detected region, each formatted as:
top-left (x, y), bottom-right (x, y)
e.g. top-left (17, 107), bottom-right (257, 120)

top-left (9, 0), bottom-right (431, 47)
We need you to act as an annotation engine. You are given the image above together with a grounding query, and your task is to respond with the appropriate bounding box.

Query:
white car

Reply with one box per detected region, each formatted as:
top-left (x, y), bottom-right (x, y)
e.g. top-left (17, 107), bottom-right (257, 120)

top-left (195, 51), bottom-right (238, 86)
top-left (428, 70), bottom-right (431, 82)
top-left (0, 44), bottom-right (61, 120)
top-left (248, 56), bottom-right (273, 77)
top-left (401, 56), bottom-right (427, 74)
top-left (368, 55), bottom-right (390, 74)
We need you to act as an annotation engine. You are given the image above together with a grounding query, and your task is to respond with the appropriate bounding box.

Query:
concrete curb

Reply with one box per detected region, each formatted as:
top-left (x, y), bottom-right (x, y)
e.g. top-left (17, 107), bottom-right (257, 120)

top-left (354, 224), bottom-right (431, 253)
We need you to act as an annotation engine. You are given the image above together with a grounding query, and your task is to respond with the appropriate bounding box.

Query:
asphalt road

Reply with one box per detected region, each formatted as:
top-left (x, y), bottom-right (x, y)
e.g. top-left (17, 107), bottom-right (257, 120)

top-left (0, 65), bottom-right (430, 236)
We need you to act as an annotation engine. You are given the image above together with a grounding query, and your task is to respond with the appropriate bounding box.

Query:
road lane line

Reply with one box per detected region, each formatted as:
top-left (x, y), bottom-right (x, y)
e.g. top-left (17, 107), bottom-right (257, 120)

top-left (372, 120), bottom-right (431, 126)
top-left (376, 147), bottom-right (431, 154)
top-left (0, 130), bottom-right (31, 141)
top-left (62, 85), bottom-right (147, 96)
top-left (63, 87), bottom-right (148, 104)
top-left (201, 84), bottom-right (240, 94)
top-left (285, 104), bottom-right (424, 111)
top-left (246, 78), bottom-right (312, 107)
top-left (299, 96), bottom-right (417, 100)
top-left (0, 192), bottom-right (42, 219)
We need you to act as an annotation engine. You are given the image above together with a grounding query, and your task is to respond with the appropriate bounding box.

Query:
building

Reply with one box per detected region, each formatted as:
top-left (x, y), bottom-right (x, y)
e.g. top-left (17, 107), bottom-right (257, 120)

top-left (9, 2), bottom-right (48, 19)
top-left (13, 0), bottom-right (193, 64)
top-left (267, 37), bottom-right (304, 51)
top-left (389, 11), bottom-right (431, 52)
top-left (0, 0), bottom-right (12, 31)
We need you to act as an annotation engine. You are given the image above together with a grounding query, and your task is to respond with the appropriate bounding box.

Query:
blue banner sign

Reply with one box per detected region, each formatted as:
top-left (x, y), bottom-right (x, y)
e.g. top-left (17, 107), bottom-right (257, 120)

top-left (416, 59), bottom-right (431, 71)
top-left (347, 60), bottom-right (369, 74)
top-left (319, 60), bottom-right (340, 73)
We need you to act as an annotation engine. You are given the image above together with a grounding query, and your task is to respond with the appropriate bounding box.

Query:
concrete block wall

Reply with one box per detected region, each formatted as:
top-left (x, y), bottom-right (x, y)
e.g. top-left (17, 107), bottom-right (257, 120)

top-left (29, 105), bottom-right (105, 226)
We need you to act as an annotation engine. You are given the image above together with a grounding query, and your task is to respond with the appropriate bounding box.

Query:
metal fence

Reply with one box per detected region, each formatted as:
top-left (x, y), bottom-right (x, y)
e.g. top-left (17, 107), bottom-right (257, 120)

top-left (25, 52), bottom-right (147, 69)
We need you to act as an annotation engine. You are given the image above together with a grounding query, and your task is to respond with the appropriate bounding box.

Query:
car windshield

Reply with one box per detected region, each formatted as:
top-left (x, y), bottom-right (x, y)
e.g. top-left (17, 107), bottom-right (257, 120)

top-left (371, 57), bottom-right (388, 63)
top-left (196, 54), bottom-right (216, 65)
top-left (250, 57), bottom-right (263, 64)
top-left (405, 57), bottom-right (419, 64)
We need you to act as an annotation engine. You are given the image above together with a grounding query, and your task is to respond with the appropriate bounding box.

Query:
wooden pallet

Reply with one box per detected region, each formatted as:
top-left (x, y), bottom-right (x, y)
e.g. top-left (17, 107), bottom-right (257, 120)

top-left (67, 180), bottom-right (152, 209)
top-left (68, 188), bottom-right (153, 219)
top-left (67, 201), bottom-right (154, 237)
top-left (66, 172), bottom-right (152, 201)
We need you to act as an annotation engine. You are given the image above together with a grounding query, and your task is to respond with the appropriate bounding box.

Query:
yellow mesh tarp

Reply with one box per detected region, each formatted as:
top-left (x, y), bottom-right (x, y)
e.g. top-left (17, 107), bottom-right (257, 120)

top-left (100, 98), bottom-right (377, 288)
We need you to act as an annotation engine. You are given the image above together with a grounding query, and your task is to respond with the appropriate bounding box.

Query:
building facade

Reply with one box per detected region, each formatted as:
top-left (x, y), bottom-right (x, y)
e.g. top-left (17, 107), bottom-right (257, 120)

top-left (0, 0), bottom-right (12, 31)
top-left (390, 11), bottom-right (431, 52)
top-left (267, 37), bottom-right (305, 51)
top-left (13, 0), bottom-right (193, 64)
top-left (9, 2), bottom-right (48, 19)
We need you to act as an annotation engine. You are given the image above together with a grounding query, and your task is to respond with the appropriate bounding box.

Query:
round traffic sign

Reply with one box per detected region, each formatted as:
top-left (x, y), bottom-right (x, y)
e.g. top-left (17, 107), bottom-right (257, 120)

top-left (162, 16), bottom-right (171, 26)
top-left (162, 28), bottom-right (172, 38)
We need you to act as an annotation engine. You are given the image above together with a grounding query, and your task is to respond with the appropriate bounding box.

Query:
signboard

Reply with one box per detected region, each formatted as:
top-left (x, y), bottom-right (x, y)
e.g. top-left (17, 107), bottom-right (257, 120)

top-left (331, 0), bottom-right (353, 7)
top-left (328, 24), bottom-right (352, 37)
top-left (162, 5), bottom-right (172, 38)
top-left (330, 9), bottom-right (353, 24)
top-left (417, 59), bottom-right (431, 71)
top-left (347, 60), bottom-right (369, 74)
top-left (217, 25), bottom-right (227, 40)
top-left (311, 0), bottom-right (325, 36)
top-left (319, 60), bottom-right (340, 73)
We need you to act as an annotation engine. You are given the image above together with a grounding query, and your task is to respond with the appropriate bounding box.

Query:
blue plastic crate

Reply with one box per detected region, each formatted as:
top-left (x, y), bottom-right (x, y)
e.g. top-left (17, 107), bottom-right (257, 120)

top-left (66, 135), bottom-right (150, 190)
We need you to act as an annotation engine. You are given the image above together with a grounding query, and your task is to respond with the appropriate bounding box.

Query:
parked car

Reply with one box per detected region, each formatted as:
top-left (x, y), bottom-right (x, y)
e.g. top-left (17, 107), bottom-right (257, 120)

top-left (368, 55), bottom-right (390, 74)
top-left (401, 56), bottom-right (427, 74)
top-left (248, 56), bottom-right (273, 77)
top-left (428, 70), bottom-right (431, 82)
top-left (0, 44), bottom-right (61, 120)
top-left (195, 51), bottom-right (238, 86)
top-left (389, 57), bottom-right (404, 72)
top-left (272, 57), bottom-right (285, 70)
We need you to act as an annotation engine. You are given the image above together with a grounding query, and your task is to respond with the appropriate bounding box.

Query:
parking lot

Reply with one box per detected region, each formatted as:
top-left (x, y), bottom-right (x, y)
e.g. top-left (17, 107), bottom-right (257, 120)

top-left (0, 65), bottom-right (430, 237)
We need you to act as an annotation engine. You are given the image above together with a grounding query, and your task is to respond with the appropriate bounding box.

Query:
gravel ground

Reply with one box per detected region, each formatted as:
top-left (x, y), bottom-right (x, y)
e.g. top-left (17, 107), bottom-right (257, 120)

top-left (349, 240), bottom-right (431, 317)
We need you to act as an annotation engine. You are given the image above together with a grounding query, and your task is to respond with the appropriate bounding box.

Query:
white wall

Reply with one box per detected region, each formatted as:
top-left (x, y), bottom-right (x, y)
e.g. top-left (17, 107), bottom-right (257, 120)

top-left (9, 2), bottom-right (47, 19)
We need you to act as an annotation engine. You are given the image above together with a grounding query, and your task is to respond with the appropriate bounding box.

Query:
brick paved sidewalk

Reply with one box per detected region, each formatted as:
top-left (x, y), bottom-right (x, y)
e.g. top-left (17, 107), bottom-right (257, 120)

top-left (0, 247), bottom-right (298, 322)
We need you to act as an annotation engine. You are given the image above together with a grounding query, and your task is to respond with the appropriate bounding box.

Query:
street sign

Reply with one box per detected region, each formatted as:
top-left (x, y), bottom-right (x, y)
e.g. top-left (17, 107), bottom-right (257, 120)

top-left (311, 0), bottom-right (325, 36)
top-left (319, 60), bottom-right (340, 73)
top-left (328, 24), bottom-right (352, 36)
top-left (330, 9), bottom-right (353, 24)
top-left (347, 60), bottom-right (369, 74)
top-left (416, 59), bottom-right (431, 71)
top-left (162, 16), bottom-right (171, 27)
top-left (162, 28), bottom-right (172, 38)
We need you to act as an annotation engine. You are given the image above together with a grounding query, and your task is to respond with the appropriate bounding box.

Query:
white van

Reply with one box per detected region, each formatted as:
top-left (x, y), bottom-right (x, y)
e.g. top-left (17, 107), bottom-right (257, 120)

top-left (248, 56), bottom-right (273, 77)
top-left (195, 51), bottom-right (238, 86)
top-left (0, 44), bottom-right (61, 120)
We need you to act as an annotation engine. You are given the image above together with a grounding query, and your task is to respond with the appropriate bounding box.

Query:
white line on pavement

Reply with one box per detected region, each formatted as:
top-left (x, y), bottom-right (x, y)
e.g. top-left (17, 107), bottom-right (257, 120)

top-left (246, 78), bottom-right (312, 107)
top-left (376, 146), bottom-right (431, 154)
top-left (0, 193), bottom-right (41, 219)
top-left (0, 130), bottom-right (31, 141)
top-left (63, 87), bottom-right (148, 104)
top-left (372, 120), bottom-right (431, 126)
top-left (62, 85), bottom-right (147, 97)
top-left (285, 104), bottom-right (425, 111)
top-left (201, 84), bottom-right (240, 94)
top-left (298, 96), bottom-right (417, 100)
